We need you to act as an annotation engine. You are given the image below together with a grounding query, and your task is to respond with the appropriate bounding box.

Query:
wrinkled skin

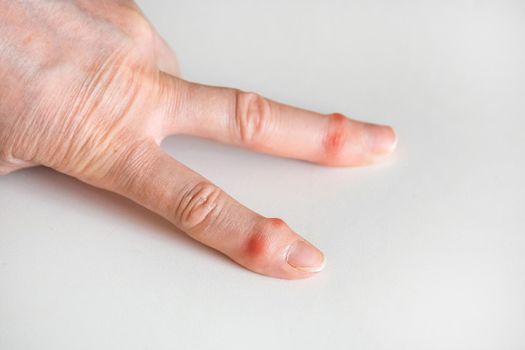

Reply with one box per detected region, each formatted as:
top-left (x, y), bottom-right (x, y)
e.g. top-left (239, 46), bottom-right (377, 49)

top-left (0, 0), bottom-right (397, 279)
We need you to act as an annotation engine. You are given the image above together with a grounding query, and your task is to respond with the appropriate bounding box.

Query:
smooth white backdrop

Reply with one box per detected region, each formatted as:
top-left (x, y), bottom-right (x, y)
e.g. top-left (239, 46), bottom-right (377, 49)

top-left (1, 1), bottom-right (524, 349)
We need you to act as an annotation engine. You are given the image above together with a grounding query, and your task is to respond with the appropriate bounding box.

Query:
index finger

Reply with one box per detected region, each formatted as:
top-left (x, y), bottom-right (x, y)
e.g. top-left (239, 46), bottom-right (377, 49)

top-left (163, 78), bottom-right (397, 166)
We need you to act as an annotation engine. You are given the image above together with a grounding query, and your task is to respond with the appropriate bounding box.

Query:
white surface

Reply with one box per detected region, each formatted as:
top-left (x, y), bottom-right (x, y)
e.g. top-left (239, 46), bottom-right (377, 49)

top-left (1, 1), bottom-right (524, 349)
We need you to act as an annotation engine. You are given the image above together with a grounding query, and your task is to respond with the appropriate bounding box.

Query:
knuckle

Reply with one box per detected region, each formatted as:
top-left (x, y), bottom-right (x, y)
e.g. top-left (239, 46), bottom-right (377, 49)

top-left (244, 218), bottom-right (287, 262)
top-left (174, 181), bottom-right (225, 232)
top-left (131, 17), bottom-right (153, 43)
top-left (120, 8), bottom-right (153, 44)
top-left (323, 113), bottom-right (349, 159)
top-left (234, 91), bottom-right (272, 146)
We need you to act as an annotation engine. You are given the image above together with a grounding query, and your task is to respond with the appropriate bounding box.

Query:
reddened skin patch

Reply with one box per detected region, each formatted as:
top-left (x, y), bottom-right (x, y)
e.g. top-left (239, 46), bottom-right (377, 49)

top-left (323, 113), bottom-right (347, 158)
top-left (245, 231), bottom-right (268, 259)
top-left (245, 218), bottom-right (286, 259)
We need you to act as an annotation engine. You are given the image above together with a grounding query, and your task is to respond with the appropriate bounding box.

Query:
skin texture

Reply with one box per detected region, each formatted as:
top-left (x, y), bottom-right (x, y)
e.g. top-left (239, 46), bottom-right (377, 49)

top-left (0, 0), bottom-right (397, 279)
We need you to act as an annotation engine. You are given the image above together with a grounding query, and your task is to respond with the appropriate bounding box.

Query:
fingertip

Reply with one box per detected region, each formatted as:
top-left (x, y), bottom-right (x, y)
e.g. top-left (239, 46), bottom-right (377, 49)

top-left (366, 123), bottom-right (398, 156)
top-left (237, 218), bottom-right (326, 279)
top-left (319, 114), bottom-right (397, 167)
top-left (389, 126), bottom-right (399, 153)
top-left (286, 240), bottom-right (326, 274)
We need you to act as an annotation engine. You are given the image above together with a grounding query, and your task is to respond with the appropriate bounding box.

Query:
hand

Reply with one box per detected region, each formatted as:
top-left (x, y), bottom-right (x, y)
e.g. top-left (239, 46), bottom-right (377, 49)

top-left (0, 0), bottom-right (397, 279)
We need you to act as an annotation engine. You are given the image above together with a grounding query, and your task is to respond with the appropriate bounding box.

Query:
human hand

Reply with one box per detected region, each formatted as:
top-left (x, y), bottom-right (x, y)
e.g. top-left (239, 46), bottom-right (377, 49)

top-left (0, 0), bottom-right (397, 279)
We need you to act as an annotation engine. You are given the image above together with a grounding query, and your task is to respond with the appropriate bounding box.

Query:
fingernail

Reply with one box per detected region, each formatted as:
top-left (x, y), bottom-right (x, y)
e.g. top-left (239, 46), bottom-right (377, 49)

top-left (286, 240), bottom-right (326, 273)
top-left (366, 124), bottom-right (398, 155)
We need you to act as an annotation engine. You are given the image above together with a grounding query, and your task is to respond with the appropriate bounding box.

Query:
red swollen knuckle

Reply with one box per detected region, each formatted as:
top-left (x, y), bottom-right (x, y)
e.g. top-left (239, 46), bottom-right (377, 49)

top-left (244, 218), bottom-right (287, 262)
top-left (323, 113), bottom-right (348, 160)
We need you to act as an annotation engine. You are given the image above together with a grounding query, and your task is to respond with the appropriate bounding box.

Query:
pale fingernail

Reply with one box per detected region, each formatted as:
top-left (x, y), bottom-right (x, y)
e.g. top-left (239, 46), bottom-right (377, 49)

top-left (366, 124), bottom-right (398, 155)
top-left (286, 240), bottom-right (326, 273)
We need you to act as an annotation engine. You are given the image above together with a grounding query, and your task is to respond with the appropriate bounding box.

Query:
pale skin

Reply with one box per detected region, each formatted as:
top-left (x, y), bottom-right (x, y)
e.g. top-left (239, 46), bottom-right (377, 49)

top-left (0, 0), bottom-right (397, 279)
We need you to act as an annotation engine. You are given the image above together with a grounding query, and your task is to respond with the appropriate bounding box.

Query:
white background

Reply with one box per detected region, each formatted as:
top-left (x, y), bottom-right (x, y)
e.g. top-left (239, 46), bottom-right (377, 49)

top-left (1, 0), bottom-right (524, 349)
